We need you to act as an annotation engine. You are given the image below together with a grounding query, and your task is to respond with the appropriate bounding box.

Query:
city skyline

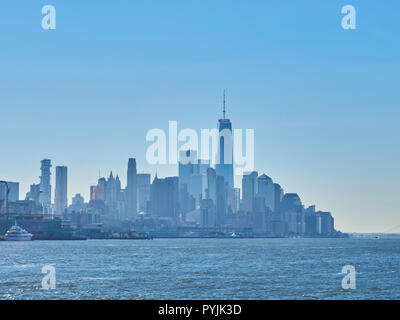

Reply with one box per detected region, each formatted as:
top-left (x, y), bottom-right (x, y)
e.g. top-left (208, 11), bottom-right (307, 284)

top-left (0, 99), bottom-right (340, 239)
top-left (1, 1), bottom-right (399, 233)
top-left (1, 92), bottom-right (397, 234)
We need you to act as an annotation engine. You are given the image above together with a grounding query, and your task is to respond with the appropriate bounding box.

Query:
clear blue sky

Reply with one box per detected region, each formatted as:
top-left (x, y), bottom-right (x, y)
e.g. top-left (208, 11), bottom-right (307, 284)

top-left (0, 1), bottom-right (399, 233)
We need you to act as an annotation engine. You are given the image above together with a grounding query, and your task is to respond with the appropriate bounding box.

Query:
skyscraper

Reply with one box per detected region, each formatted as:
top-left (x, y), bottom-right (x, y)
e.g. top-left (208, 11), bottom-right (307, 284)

top-left (0, 181), bottom-right (19, 202)
top-left (90, 184), bottom-right (104, 201)
top-left (200, 199), bottom-right (215, 228)
top-left (317, 211), bottom-right (335, 235)
top-left (194, 159), bottom-right (210, 199)
top-left (215, 175), bottom-right (226, 227)
top-left (55, 166), bottom-right (68, 215)
top-left (179, 150), bottom-right (204, 206)
top-left (257, 174), bottom-right (275, 212)
top-left (206, 167), bottom-right (217, 204)
top-left (281, 193), bottom-right (305, 234)
top-left (178, 149), bottom-right (197, 186)
top-left (178, 182), bottom-right (192, 217)
top-left (39, 159), bottom-right (52, 205)
top-left (137, 173), bottom-right (151, 212)
top-left (104, 172), bottom-right (119, 209)
top-left (242, 171), bottom-right (258, 212)
top-left (188, 173), bottom-right (203, 206)
top-left (72, 193), bottom-right (85, 206)
top-left (0, 181), bottom-right (19, 213)
top-left (97, 177), bottom-right (107, 201)
top-left (150, 175), bottom-right (178, 219)
top-left (126, 158), bottom-right (137, 218)
top-left (165, 176), bottom-right (179, 219)
top-left (25, 183), bottom-right (41, 205)
top-left (274, 183), bottom-right (284, 213)
top-left (227, 187), bottom-right (240, 213)
top-left (216, 90), bottom-right (234, 189)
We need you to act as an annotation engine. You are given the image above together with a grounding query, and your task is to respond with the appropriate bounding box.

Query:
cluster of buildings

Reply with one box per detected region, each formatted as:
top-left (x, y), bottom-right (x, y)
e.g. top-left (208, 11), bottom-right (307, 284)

top-left (0, 105), bottom-right (342, 238)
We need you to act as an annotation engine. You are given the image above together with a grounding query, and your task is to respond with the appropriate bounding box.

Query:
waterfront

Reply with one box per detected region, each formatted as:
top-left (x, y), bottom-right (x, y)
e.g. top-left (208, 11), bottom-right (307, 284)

top-left (0, 238), bottom-right (399, 300)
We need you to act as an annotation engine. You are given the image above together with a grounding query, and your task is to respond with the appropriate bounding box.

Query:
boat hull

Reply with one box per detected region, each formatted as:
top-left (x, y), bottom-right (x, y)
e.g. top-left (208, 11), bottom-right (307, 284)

top-left (0, 215), bottom-right (85, 240)
top-left (5, 235), bottom-right (33, 241)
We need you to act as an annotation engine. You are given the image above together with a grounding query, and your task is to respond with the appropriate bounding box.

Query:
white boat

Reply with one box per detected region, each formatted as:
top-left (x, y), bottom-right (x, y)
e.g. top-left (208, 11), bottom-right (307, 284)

top-left (4, 222), bottom-right (33, 241)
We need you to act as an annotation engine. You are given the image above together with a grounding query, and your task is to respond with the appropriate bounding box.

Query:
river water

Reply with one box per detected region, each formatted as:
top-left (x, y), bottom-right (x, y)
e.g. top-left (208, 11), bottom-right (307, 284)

top-left (0, 238), bottom-right (399, 299)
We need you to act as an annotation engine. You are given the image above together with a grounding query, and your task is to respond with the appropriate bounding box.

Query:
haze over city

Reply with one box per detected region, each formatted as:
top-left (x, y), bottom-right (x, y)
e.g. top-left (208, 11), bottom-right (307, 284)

top-left (1, 0), bottom-right (399, 233)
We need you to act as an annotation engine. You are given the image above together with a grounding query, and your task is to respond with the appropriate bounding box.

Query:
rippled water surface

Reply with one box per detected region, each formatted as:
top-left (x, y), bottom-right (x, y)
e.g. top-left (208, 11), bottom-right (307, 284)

top-left (0, 238), bottom-right (399, 299)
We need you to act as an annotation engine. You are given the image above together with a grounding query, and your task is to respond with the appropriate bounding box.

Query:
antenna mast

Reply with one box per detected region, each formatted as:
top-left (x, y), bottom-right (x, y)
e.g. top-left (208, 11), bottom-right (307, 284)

top-left (223, 89), bottom-right (226, 119)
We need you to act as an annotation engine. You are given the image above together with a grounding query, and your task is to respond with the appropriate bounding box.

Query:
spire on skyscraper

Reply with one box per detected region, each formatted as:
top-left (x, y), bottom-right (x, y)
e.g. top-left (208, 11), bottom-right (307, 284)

top-left (223, 89), bottom-right (226, 120)
top-left (217, 90), bottom-right (234, 189)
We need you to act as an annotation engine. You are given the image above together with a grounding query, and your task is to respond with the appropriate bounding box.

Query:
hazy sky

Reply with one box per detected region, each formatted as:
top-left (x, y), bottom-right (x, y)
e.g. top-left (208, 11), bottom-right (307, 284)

top-left (0, 1), bottom-right (399, 233)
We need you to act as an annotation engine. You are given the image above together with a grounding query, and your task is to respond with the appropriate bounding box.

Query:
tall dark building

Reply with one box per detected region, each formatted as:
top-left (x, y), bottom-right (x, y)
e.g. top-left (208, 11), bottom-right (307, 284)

top-left (318, 211), bottom-right (335, 235)
top-left (215, 175), bottom-right (226, 227)
top-left (104, 171), bottom-right (119, 209)
top-left (257, 174), bottom-right (274, 212)
top-left (25, 184), bottom-right (41, 205)
top-left (178, 183), bottom-right (193, 218)
top-left (39, 159), bottom-right (52, 206)
top-left (137, 173), bottom-right (151, 212)
top-left (0, 181), bottom-right (19, 213)
top-left (165, 176), bottom-right (179, 218)
top-left (273, 183), bottom-right (284, 213)
top-left (305, 206), bottom-right (318, 236)
top-left (178, 149), bottom-right (196, 186)
top-left (150, 175), bottom-right (179, 219)
top-left (216, 90), bottom-right (234, 189)
top-left (126, 158), bottom-right (137, 218)
top-left (206, 167), bottom-right (216, 204)
top-left (281, 193), bottom-right (305, 234)
top-left (242, 171), bottom-right (258, 213)
top-left (179, 149), bottom-right (203, 206)
top-left (200, 199), bottom-right (215, 228)
top-left (55, 166), bottom-right (68, 216)
top-left (97, 177), bottom-right (107, 201)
